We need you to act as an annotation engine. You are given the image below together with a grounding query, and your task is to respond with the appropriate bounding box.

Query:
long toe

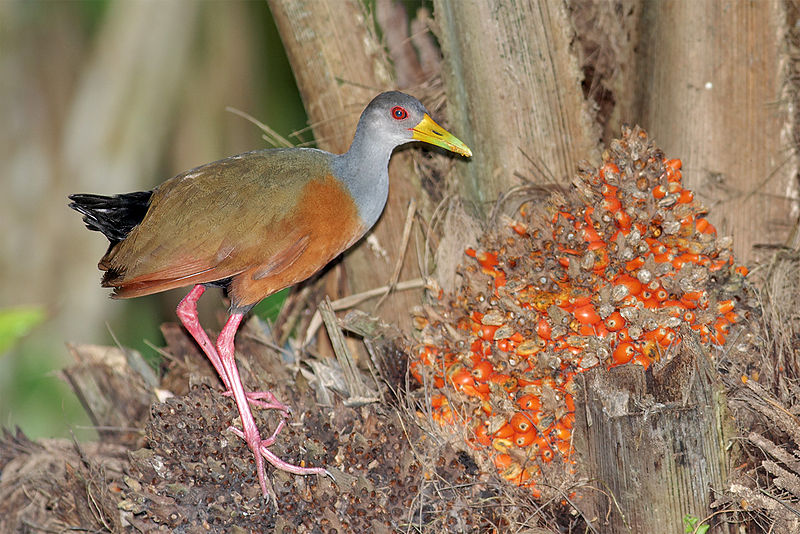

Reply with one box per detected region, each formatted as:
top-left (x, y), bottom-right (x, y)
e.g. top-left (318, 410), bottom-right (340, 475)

top-left (221, 390), bottom-right (292, 415)
top-left (257, 442), bottom-right (328, 477)
top-left (227, 425), bottom-right (325, 487)
top-left (228, 417), bottom-right (285, 448)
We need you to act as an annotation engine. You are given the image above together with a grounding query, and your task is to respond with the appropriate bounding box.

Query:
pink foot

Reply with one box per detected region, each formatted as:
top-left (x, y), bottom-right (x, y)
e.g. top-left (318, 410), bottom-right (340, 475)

top-left (222, 389), bottom-right (291, 415)
top-left (216, 311), bottom-right (328, 496)
top-left (228, 424), bottom-right (330, 477)
top-left (178, 287), bottom-right (329, 496)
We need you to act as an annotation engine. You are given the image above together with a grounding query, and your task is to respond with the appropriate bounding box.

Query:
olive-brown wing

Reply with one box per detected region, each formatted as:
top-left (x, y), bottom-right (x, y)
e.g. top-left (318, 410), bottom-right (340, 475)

top-left (100, 150), bottom-right (336, 299)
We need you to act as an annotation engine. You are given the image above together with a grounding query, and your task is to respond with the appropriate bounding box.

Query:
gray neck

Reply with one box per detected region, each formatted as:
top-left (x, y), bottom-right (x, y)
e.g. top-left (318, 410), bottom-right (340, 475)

top-left (332, 123), bottom-right (401, 231)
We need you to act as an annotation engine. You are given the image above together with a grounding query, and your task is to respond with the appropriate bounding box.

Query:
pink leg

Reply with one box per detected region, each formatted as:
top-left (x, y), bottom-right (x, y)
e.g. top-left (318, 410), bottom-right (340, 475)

top-left (177, 285), bottom-right (228, 387)
top-left (216, 312), bottom-right (328, 497)
top-left (176, 285), bottom-right (289, 413)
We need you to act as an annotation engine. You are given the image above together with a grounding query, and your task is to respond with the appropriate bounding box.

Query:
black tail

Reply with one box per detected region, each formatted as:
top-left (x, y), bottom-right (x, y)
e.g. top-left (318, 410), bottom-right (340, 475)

top-left (68, 191), bottom-right (153, 246)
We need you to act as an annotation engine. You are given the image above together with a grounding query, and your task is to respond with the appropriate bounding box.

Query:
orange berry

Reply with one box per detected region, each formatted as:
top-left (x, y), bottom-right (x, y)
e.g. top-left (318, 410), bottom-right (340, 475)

top-left (614, 274), bottom-right (642, 296)
top-left (510, 412), bottom-right (534, 433)
top-left (560, 412), bottom-right (575, 429)
top-left (717, 299), bottom-right (735, 314)
top-left (695, 218), bottom-right (716, 235)
top-left (574, 303), bottom-right (601, 325)
top-left (462, 383), bottom-right (490, 400)
top-left (553, 424), bottom-right (572, 441)
top-left (601, 184), bottom-right (618, 198)
top-left (431, 394), bottom-right (448, 409)
top-left (626, 257), bottom-right (647, 273)
top-left (449, 368), bottom-right (474, 388)
top-left (642, 327), bottom-right (666, 342)
top-left (603, 196), bottom-right (621, 212)
top-left (665, 158), bottom-right (682, 172)
top-left (612, 342), bottom-right (636, 365)
top-left (591, 248), bottom-right (611, 271)
top-left (511, 221), bottom-right (528, 235)
top-left (474, 424), bottom-right (492, 447)
top-left (582, 222), bottom-right (602, 243)
top-left (476, 251), bottom-right (498, 268)
top-left (555, 439), bottom-right (573, 457)
top-left (564, 393), bottom-right (575, 412)
top-left (683, 290), bottom-right (705, 301)
top-left (653, 253), bottom-right (674, 264)
top-left (587, 239), bottom-right (605, 251)
top-left (514, 429), bottom-right (537, 447)
top-left (633, 352), bottom-right (653, 369)
top-left (491, 422), bottom-right (514, 439)
top-left (493, 453), bottom-right (513, 470)
top-left (570, 294), bottom-right (592, 307)
top-left (536, 318), bottom-right (552, 340)
top-left (517, 394), bottom-right (542, 411)
top-left (489, 373), bottom-right (518, 392)
top-left (659, 329), bottom-right (677, 347)
top-left (594, 322), bottom-right (610, 338)
top-left (673, 253), bottom-right (699, 270)
top-left (471, 360), bottom-right (493, 381)
top-left (480, 324), bottom-right (499, 341)
top-left (492, 438), bottom-right (513, 453)
top-left (614, 209), bottom-right (631, 229)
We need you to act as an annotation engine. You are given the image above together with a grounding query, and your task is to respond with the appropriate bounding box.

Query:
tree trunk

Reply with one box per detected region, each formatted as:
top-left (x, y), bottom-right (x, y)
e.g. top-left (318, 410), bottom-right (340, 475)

top-left (574, 335), bottom-right (734, 533)
top-left (634, 0), bottom-right (796, 263)
top-left (434, 0), bottom-right (601, 211)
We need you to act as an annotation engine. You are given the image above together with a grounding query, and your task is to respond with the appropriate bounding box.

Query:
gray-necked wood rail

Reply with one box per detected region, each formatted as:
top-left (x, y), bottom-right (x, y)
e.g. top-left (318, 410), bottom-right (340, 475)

top-left (69, 91), bottom-right (471, 497)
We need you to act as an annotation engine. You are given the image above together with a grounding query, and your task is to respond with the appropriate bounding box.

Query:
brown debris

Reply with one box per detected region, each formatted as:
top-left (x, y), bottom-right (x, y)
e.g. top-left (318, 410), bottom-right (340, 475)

top-left (3, 315), bottom-right (535, 532)
top-left (0, 428), bottom-right (127, 533)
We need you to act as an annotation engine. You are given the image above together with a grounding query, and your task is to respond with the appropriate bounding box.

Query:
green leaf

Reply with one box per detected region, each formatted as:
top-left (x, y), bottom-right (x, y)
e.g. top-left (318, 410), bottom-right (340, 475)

top-left (0, 306), bottom-right (46, 355)
top-left (252, 288), bottom-right (290, 323)
top-left (683, 514), bottom-right (709, 534)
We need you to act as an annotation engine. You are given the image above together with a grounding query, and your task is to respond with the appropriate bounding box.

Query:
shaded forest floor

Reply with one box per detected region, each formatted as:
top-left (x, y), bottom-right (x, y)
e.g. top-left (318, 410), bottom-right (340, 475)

top-left (0, 316), bottom-right (557, 533)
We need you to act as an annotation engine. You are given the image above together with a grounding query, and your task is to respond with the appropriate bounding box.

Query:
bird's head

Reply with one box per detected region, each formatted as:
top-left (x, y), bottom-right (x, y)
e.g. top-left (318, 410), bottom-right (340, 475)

top-left (357, 91), bottom-right (472, 158)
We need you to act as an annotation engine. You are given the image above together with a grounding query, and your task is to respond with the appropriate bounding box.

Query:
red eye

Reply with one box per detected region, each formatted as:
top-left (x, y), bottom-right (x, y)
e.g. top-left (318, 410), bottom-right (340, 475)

top-left (391, 106), bottom-right (408, 120)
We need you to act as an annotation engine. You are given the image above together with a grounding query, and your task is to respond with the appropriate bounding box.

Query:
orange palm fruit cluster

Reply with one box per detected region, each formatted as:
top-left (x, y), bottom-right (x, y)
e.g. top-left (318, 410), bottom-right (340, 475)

top-left (410, 126), bottom-right (750, 497)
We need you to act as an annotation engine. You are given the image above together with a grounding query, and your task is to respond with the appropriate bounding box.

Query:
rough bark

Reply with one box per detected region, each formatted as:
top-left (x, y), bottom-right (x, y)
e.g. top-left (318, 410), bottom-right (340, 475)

top-left (434, 0), bottom-right (601, 213)
top-left (574, 334), bottom-right (734, 533)
top-left (634, 0), bottom-right (796, 263)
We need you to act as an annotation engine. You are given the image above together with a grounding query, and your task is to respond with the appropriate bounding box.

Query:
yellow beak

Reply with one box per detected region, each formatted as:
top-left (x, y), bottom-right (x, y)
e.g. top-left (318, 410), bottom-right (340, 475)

top-left (411, 114), bottom-right (472, 158)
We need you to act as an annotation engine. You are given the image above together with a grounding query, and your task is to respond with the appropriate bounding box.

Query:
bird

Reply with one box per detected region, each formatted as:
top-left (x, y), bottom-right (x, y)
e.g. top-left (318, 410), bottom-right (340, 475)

top-left (68, 91), bottom-right (472, 497)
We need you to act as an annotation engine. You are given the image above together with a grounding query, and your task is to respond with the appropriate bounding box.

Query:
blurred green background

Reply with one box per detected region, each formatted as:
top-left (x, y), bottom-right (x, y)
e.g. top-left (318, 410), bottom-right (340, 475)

top-left (0, 0), bottom-right (308, 440)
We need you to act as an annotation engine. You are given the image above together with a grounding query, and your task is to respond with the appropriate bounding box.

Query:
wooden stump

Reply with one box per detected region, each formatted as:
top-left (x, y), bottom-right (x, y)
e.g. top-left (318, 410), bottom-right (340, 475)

top-left (574, 333), bottom-right (734, 533)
